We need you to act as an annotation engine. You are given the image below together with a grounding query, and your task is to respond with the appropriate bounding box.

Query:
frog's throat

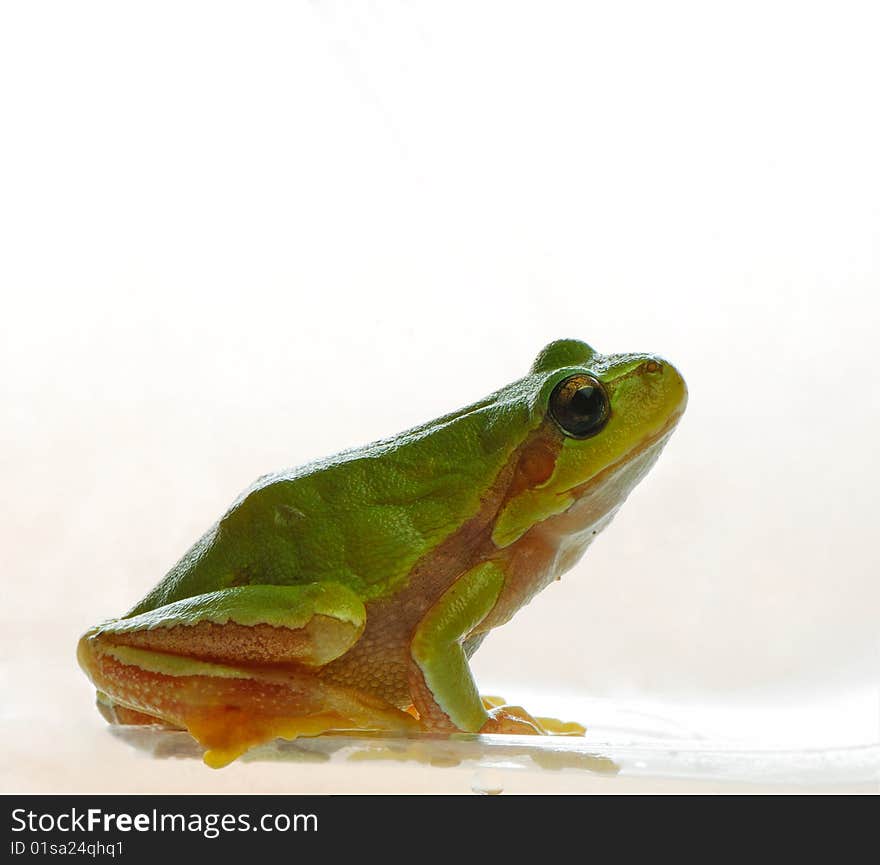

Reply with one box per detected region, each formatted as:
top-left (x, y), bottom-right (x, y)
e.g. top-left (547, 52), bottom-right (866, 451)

top-left (562, 406), bottom-right (685, 502)
top-left (480, 406), bottom-right (686, 618)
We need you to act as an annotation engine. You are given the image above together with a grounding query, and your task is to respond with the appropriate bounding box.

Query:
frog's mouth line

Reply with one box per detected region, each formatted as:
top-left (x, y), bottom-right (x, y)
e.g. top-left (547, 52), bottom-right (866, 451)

top-left (562, 407), bottom-right (686, 500)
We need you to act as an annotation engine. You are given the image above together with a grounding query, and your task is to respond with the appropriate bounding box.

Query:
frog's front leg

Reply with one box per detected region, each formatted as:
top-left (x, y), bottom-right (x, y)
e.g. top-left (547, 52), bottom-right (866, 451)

top-left (78, 584), bottom-right (417, 767)
top-left (408, 562), bottom-right (547, 735)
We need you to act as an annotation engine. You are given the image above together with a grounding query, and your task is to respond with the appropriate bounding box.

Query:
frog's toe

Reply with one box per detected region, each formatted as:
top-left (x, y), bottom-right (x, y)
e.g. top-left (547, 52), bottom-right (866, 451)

top-left (479, 704), bottom-right (545, 735)
top-left (478, 702), bottom-right (586, 736)
top-left (534, 716), bottom-right (587, 736)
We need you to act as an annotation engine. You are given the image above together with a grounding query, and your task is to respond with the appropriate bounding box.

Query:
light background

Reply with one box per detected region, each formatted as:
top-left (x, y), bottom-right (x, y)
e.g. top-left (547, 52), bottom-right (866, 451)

top-left (2, 1), bottom-right (878, 791)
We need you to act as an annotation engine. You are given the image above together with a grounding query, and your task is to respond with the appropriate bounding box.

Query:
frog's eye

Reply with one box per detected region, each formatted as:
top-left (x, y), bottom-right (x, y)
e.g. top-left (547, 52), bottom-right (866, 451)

top-left (548, 374), bottom-right (610, 439)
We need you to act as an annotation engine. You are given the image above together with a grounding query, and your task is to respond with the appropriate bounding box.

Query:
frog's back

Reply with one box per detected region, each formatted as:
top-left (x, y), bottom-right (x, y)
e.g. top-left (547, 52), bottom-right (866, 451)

top-left (126, 384), bottom-right (537, 616)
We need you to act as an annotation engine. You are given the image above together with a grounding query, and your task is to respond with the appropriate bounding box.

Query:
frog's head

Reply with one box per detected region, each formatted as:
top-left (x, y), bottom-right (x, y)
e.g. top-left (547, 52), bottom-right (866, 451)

top-left (492, 338), bottom-right (687, 548)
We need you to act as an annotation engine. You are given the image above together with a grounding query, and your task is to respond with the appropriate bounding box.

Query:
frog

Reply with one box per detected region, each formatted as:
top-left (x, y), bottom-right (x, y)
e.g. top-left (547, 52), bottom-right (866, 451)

top-left (77, 338), bottom-right (687, 768)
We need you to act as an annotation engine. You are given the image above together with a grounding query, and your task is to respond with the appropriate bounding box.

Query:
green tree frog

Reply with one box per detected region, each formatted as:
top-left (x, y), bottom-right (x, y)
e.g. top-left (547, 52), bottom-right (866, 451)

top-left (78, 339), bottom-right (687, 767)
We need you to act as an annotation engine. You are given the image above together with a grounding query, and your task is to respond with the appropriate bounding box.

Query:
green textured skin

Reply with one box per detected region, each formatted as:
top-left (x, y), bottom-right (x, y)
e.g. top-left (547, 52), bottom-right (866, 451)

top-left (126, 340), bottom-right (601, 617)
top-left (107, 584), bottom-right (365, 633)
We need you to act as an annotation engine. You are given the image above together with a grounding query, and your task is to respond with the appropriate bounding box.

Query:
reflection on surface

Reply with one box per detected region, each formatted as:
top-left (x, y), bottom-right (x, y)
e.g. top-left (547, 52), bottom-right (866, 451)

top-left (109, 725), bottom-right (880, 793)
top-left (110, 726), bottom-right (620, 775)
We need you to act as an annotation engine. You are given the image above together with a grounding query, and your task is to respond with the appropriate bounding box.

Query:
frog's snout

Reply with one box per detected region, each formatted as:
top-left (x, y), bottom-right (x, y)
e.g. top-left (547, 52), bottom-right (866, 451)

top-left (644, 356), bottom-right (688, 419)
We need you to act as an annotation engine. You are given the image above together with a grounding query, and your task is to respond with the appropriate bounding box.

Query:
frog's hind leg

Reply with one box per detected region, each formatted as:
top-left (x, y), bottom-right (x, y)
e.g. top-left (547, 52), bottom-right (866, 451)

top-left (78, 584), bottom-right (417, 767)
top-left (86, 650), bottom-right (415, 768)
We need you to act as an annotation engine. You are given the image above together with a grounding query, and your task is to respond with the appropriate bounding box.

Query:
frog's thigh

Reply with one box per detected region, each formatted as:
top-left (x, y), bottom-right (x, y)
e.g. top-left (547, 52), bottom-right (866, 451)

top-left (90, 583), bottom-right (367, 667)
top-left (79, 584), bottom-right (416, 767)
top-left (408, 561), bottom-right (505, 733)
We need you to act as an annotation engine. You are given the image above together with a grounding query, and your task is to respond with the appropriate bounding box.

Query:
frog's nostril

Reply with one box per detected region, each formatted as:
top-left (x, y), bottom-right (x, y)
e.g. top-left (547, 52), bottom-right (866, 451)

top-left (645, 360), bottom-right (663, 374)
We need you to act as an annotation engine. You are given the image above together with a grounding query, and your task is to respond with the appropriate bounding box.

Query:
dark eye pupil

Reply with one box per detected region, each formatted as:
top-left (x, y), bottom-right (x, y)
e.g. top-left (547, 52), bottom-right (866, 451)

top-left (570, 386), bottom-right (601, 418)
top-left (549, 375), bottom-right (610, 438)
